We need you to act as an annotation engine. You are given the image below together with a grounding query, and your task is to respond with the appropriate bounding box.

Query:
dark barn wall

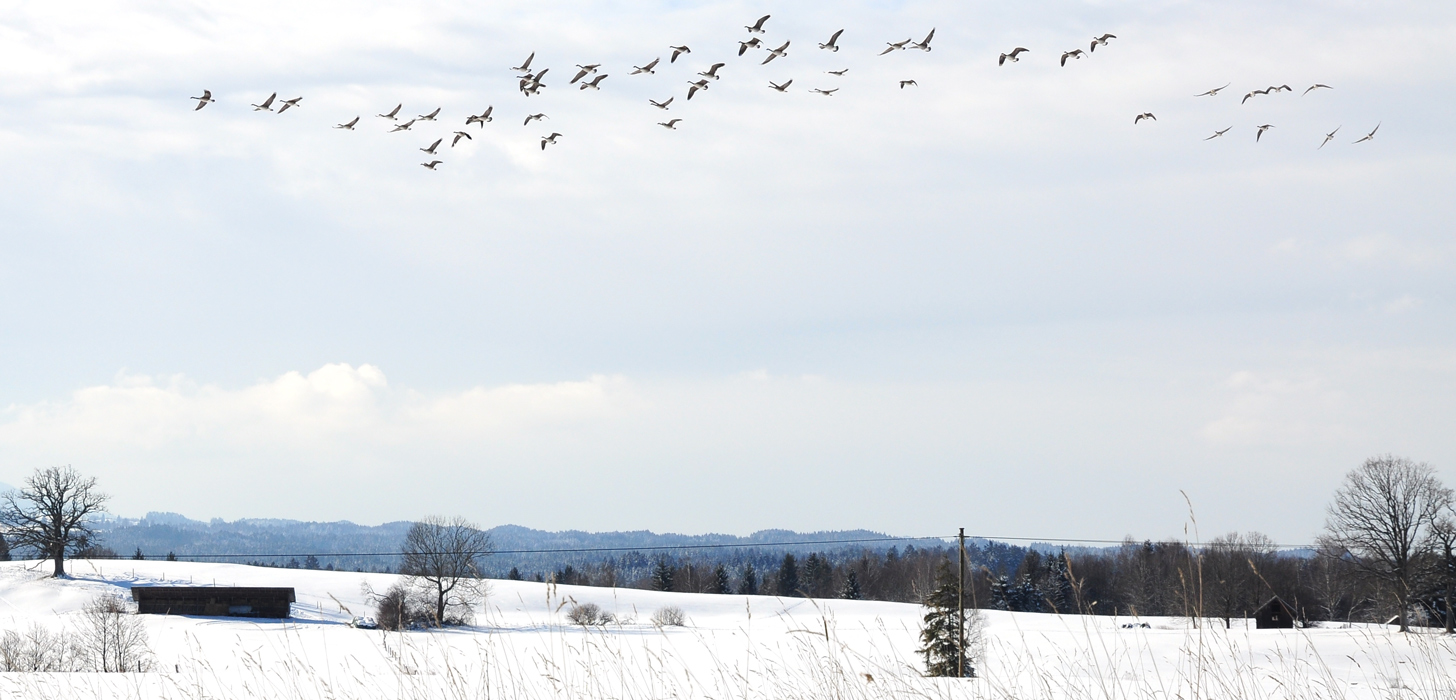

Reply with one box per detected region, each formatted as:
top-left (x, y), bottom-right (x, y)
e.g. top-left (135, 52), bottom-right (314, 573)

top-left (131, 587), bottom-right (295, 618)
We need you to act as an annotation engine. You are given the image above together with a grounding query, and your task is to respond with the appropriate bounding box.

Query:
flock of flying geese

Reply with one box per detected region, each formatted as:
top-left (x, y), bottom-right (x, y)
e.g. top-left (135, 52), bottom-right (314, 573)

top-left (1178, 81), bottom-right (1378, 146)
top-left (186, 15), bottom-right (1381, 170)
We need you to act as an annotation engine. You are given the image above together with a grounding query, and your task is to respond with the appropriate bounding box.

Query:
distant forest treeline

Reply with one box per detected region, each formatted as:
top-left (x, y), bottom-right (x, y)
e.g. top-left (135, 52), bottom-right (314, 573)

top-left (76, 513), bottom-right (1422, 624)
top-left (534, 533), bottom-right (1432, 626)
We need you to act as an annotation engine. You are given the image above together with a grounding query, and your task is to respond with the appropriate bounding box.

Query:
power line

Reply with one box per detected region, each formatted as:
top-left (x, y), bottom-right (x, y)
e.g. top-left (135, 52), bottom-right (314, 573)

top-left (141, 532), bottom-right (1320, 562)
top-left (159, 535), bottom-right (950, 560)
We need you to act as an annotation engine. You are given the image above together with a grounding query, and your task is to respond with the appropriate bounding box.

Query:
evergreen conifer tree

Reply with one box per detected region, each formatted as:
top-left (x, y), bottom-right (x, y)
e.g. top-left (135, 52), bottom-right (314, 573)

top-left (803, 553), bottom-right (832, 598)
top-left (1008, 574), bottom-right (1042, 612)
top-left (304, 554), bottom-right (321, 570)
top-left (738, 563), bottom-right (759, 595)
top-left (507, 567), bottom-right (522, 580)
top-left (132, 547), bottom-right (144, 561)
top-left (1041, 550), bottom-right (1075, 613)
top-left (0, 535), bottom-right (8, 562)
top-left (776, 553), bottom-right (800, 596)
top-left (166, 551), bottom-right (177, 562)
top-left (652, 558), bottom-right (675, 591)
top-left (918, 560), bottom-right (976, 677)
top-left (711, 563), bottom-right (731, 594)
top-left (990, 575), bottom-right (1011, 610)
top-left (841, 570), bottom-right (863, 600)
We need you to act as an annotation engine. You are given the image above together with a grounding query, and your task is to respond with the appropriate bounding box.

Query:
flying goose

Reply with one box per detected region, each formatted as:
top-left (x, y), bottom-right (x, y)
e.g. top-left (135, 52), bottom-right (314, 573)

top-left (738, 38), bottom-right (763, 55)
top-left (826, 69), bottom-right (848, 76)
top-left (334, 116), bottom-right (359, 130)
top-left (669, 45), bottom-right (691, 63)
top-left (762, 41), bottom-right (789, 65)
top-left (1195, 83), bottom-right (1230, 97)
top-left (811, 87), bottom-right (838, 96)
top-left (909, 28), bottom-right (935, 51)
top-left (699, 63), bottom-right (726, 80)
top-left (899, 80), bottom-right (917, 89)
top-left (1319, 126), bottom-right (1340, 149)
top-left (570, 64), bottom-right (601, 84)
top-left (277, 97), bottom-right (302, 113)
top-left (819, 29), bottom-right (844, 52)
top-left (541, 132), bottom-right (561, 150)
top-left (511, 53), bottom-right (535, 73)
top-left (1256, 124), bottom-right (1274, 142)
top-left (768, 80), bottom-right (792, 92)
top-left (421, 160), bottom-right (442, 170)
top-left (466, 106), bottom-right (493, 127)
top-left (520, 69), bottom-right (549, 96)
top-left (1241, 88), bottom-right (1269, 104)
top-left (632, 58), bottom-right (660, 74)
top-left (1303, 83), bottom-right (1332, 95)
top-left (1204, 126), bottom-right (1232, 140)
top-left (377, 103), bottom-right (402, 119)
top-left (418, 107), bottom-right (440, 121)
top-left (1134, 112), bottom-right (1155, 123)
top-left (189, 90), bottom-right (215, 110)
top-left (579, 74), bottom-right (608, 90)
top-left (659, 119), bottom-right (681, 130)
top-left (251, 92), bottom-right (277, 111)
top-left (452, 131), bottom-right (472, 147)
top-left (1352, 123), bottom-right (1379, 143)
top-left (389, 118), bottom-right (416, 132)
top-left (745, 15), bottom-right (770, 34)
top-left (1090, 34), bottom-right (1116, 52)
top-left (998, 48), bottom-right (1029, 65)
top-left (649, 97), bottom-right (674, 109)
top-left (1060, 49), bottom-right (1085, 66)
top-left (524, 113), bottom-right (548, 125)
top-left (687, 79), bottom-right (710, 100)
top-left (879, 38), bottom-right (912, 55)
top-left (420, 138), bottom-right (442, 155)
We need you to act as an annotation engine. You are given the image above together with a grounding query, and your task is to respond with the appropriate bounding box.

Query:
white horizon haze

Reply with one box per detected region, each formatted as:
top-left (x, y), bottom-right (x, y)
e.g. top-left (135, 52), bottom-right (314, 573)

top-left (0, 0), bottom-right (1452, 544)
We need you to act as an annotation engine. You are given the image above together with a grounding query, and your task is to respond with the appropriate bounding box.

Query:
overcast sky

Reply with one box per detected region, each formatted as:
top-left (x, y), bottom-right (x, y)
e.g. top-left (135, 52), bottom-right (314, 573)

top-left (1, 0), bottom-right (1452, 544)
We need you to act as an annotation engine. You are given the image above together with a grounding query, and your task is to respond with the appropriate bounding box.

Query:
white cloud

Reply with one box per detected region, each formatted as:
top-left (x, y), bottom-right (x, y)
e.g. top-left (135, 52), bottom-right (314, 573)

top-left (0, 364), bottom-right (635, 454)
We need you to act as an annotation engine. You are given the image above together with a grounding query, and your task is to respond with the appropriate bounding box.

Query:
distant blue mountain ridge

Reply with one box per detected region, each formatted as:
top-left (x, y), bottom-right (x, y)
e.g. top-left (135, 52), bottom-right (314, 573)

top-left (90, 513), bottom-right (955, 578)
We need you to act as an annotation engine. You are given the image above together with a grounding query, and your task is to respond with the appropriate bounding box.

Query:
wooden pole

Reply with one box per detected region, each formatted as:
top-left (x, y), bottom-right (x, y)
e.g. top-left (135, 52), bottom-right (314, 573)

top-left (958, 527), bottom-right (966, 678)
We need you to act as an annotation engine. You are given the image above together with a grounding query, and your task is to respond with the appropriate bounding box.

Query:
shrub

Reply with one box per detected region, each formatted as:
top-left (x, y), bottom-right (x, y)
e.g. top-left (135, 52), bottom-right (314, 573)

top-left (650, 606), bottom-right (686, 627)
top-left (565, 602), bottom-right (614, 626)
top-left (374, 582), bottom-right (431, 631)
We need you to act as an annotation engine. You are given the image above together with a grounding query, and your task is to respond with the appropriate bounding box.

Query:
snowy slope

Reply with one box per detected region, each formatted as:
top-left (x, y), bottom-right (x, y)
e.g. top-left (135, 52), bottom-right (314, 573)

top-left (0, 559), bottom-right (1453, 699)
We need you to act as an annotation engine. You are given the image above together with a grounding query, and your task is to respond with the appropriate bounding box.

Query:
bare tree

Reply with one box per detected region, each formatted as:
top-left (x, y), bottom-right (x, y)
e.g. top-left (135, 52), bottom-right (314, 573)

top-left (77, 594), bottom-right (153, 672)
top-left (0, 466), bottom-right (110, 578)
top-left (1203, 531), bottom-right (1277, 628)
top-left (1320, 455), bottom-right (1453, 632)
top-left (399, 515), bottom-right (492, 626)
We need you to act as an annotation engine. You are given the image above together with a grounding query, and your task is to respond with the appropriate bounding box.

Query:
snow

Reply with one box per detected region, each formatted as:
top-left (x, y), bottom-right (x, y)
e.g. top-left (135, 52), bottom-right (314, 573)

top-left (0, 559), bottom-right (1453, 699)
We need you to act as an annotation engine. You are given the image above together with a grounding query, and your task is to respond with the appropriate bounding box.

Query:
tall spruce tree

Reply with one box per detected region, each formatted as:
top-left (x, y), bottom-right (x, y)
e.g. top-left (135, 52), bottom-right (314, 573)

top-left (841, 570), bottom-right (864, 600)
top-left (652, 558), bottom-right (675, 592)
top-left (738, 563), bottom-right (759, 595)
top-left (918, 560), bottom-right (975, 677)
top-left (807, 553), bottom-right (836, 598)
top-left (711, 563), bottom-right (732, 594)
top-left (776, 553), bottom-right (800, 596)
top-left (990, 575), bottom-right (1011, 610)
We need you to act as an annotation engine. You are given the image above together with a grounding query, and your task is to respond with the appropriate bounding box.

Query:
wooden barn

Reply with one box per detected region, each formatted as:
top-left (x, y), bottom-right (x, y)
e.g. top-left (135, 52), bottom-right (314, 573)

top-left (131, 587), bottom-right (296, 618)
top-left (1254, 596), bottom-right (1297, 629)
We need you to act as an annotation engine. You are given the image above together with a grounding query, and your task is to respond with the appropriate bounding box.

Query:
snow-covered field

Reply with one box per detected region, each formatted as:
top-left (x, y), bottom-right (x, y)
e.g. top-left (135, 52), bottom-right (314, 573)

top-left (1, 559), bottom-right (1453, 699)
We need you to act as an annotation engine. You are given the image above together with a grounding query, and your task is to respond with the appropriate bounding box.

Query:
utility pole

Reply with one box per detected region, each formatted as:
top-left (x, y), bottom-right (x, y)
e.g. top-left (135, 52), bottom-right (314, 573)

top-left (957, 527), bottom-right (966, 678)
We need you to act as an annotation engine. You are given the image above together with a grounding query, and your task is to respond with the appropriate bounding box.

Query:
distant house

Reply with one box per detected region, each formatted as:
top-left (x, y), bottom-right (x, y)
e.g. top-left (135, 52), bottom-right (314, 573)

top-left (131, 587), bottom-right (295, 618)
top-left (1254, 597), bottom-right (1296, 629)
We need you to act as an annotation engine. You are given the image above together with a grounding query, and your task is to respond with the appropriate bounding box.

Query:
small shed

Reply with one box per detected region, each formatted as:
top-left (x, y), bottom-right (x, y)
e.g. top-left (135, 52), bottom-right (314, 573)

top-left (131, 587), bottom-right (296, 618)
top-left (1254, 596), bottom-right (1296, 629)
